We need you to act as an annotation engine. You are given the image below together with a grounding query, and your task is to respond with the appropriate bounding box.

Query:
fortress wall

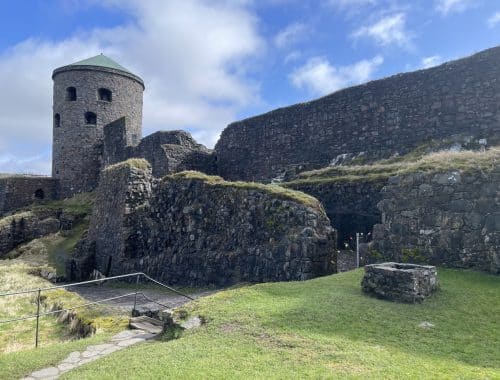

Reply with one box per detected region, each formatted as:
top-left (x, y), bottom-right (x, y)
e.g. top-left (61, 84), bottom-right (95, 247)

top-left (285, 179), bottom-right (385, 247)
top-left (0, 176), bottom-right (57, 215)
top-left (69, 161), bottom-right (336, 285)
top-left (215, 47), bottom-right (500, 182)
top-left (373, 167), bottom-right (500, 273)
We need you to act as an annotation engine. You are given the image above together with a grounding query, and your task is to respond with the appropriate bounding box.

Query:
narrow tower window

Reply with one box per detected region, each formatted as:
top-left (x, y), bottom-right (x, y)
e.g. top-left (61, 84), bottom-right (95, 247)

top-left (85, 112), bottom-right (97, 125)
top-left (66, 87), bottom-right (77, 101)
top-left (54, 113), bottom-right (61, 128)
top-left (98, 88), bottom-right (112, 102)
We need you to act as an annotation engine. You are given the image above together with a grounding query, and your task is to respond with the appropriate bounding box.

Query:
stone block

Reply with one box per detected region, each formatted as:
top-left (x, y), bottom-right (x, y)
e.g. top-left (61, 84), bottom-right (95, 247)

top-left (361, 262), bottom-right (438, 303)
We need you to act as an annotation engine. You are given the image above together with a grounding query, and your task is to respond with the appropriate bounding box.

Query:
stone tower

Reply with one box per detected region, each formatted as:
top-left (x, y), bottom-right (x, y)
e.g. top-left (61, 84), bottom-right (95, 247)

top-left (52, 54), bottom-right (144, 198)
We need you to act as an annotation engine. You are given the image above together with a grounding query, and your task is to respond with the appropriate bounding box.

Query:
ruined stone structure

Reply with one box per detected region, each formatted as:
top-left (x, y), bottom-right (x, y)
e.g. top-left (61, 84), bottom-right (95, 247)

top-left (103, 118), bottom-right (215, 177)
top-left (68, 160), bottom-right (336, 285)
top-left (373, 166), bottom-right (500, 274)
top-left (52, 55), bottom-right (145, 198)
top-left (0, 175), bottom-right (56, 214)
top-left (361, 263), bottom-right (438, 303)
top-left (285, 179), bottom-right (385, 246)
top-left (215, 47), bottom-right (500, 182)
top-left (2, 47), bottom-right (500, 283)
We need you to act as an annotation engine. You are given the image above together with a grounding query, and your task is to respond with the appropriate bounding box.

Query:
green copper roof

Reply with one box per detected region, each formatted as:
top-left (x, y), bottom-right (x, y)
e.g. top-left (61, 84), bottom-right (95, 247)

top-left (69, 54), bottom-right (133, 74)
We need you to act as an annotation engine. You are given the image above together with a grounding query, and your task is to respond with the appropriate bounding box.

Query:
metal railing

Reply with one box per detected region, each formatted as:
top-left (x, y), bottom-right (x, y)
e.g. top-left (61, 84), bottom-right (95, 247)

top-left (0, 272), bottom-right (194, 348)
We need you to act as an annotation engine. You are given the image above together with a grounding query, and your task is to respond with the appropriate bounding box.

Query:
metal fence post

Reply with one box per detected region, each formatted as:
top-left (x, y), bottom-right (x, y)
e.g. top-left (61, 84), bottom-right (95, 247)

top-left (35, 288), bottom-right (41, 348)
top-left (356, 233), bottom-right (360, 268)
top-left (132, 274), bottom-right (140, 316)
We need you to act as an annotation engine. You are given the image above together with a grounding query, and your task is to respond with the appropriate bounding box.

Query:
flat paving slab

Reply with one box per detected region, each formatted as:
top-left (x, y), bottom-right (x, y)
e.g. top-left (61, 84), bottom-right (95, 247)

top-left (21, 330), bottom-right (157, 380)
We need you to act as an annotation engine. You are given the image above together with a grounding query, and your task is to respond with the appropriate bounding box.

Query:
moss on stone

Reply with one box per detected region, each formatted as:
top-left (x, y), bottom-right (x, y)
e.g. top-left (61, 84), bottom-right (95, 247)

top-left (29, 192), bottom-right (95, 217)
top-left (167, 171), bottom-right (324, 211)
top-left (286, 147), bottom-right (500, 185)
top-left (0, 211), bottom-right (33, 228)
top-left (104, 158), bottom-right (151, 172)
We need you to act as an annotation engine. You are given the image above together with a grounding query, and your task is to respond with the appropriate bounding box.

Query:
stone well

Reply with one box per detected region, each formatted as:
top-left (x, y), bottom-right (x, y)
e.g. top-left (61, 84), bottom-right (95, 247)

top-left (361, 262), bottom-right (438, 303)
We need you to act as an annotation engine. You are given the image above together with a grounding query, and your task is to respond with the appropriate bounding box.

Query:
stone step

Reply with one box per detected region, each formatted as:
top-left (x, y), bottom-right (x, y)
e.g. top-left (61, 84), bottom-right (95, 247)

top-left (129, 316), bottom-right (164, 334)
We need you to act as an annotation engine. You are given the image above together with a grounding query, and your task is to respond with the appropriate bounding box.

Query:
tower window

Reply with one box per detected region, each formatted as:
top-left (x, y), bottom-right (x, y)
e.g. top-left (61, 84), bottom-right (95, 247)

top-left (98, 88), bottom-right (112, 102)
top-left (54, 113), bottom-right (61, 128)
top-left (85, 112), bottom-right (97, 125)
top-left (66, 87), bottom-right (77, 101)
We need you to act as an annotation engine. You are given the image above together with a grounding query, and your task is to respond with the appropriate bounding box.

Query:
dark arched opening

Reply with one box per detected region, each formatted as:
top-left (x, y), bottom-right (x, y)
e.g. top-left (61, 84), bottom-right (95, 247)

top-left (85, 112), bottom-right (97, 125)
top-left (54, 113), bottom-right (61, 128)
top-left (66, 87), bottom-right (77, 101)
top-left (34, 189), bottom-right (45, 200)
top-left (98, 88), bottom-right (112, 102)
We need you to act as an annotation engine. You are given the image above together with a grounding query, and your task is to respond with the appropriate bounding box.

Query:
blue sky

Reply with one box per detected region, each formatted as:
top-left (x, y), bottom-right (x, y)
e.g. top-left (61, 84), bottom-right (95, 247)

top-left (0, 0), bottom-right (499, 174)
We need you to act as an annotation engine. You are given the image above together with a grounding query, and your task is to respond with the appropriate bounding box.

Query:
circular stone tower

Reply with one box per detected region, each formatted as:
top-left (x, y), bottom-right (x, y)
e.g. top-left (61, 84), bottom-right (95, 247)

top-left (52, 54), bottom-right (144, 198)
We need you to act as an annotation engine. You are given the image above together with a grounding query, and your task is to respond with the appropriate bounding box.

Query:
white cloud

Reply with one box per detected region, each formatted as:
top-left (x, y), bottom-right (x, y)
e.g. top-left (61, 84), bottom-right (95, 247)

top-left (290, 55), bottom-right (384, 96)
top-left (327, 0), bottom-right (377, 9)
top-left (284, 51), bottom-right (301, 64)
top-left (487, 12), bottom-right (500, 27)
top-left (352, 13), bottom-right (411, 48)
top-left (0, 0), bottom-right (263, 174)
top-left (435, 0), bottom-right (476, 15)
top-left (421, 55), bottom-right (443, 69)
top-left (274, 23), bottom-right (308, 49)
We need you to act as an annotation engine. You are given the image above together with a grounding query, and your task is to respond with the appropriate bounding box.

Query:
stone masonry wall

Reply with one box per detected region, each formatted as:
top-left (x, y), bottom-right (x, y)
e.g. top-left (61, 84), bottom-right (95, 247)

top-left (0, 176), bottom-right (57, 215)
top-left (52, 66), bottom-right (143, 198)
top-left (215, 47), bottom-right (500, 182)
top-left (70, 160), bottom-right (336, 285)
top-left (103, 122), bottom-right (215, 178)
top-left (373, 167), bottom-right (500, 273)
top-left (285, 179), bottom-right (385, 247)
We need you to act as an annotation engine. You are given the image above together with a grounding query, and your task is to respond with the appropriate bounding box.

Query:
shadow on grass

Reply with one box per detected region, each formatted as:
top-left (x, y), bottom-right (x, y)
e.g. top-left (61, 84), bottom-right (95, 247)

top-left (254, 268), bottom-right (500, 370)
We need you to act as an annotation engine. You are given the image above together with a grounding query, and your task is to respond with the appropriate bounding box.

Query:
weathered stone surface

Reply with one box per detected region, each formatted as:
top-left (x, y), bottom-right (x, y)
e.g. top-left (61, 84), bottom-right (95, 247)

top-left (52, 64), bottom-right (144, 198)
top-left (0, 200), bottom-right (89, 258)
top-left (69, 160), bottom-right (336, 285)
top-left (0, 212), bottom-right (60, 257)
top-left (103, 120), bottom-right (216, 178)
top-left (215, 47), bottom-right (500, 182)
top-left (361, 262), bottom-right (438, 303)
top-left (373, 167), bottom-right (500, 273)
top-left (0, 176), bottom-right (57, 215)
top-left (285, 179), bottom-right (384, 247)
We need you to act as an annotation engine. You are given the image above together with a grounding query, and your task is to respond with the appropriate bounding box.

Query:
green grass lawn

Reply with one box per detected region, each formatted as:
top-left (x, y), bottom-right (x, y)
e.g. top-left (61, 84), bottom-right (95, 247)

top-left (57, 269), bottom-right (499, 379)
top-left (0, 334), bottom-right (112, 379)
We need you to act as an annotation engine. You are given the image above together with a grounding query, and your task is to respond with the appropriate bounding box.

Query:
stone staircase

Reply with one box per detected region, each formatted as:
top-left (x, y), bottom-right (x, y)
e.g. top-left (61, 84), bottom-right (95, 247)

top-left (129, 315), bottom-right (164, 334)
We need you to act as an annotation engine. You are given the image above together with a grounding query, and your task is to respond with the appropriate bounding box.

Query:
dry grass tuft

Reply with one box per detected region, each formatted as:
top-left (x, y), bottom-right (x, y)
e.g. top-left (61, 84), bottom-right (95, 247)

top-left (287, 147), bottom-right (500, 185)
top-left (104, 158), bottom-right (151, 172)
top-left (166, 171), bottom-right (324, 212)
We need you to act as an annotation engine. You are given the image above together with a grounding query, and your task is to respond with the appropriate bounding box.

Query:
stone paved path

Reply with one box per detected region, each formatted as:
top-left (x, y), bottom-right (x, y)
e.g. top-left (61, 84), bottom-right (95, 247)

top-left (22, 329), bottom-right (158, 380)
top-left (20, 286), bottom-right (213, 380)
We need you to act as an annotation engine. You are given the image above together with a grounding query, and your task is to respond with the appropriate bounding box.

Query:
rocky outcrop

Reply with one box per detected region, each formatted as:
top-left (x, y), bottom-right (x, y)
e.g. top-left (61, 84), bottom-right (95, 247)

top-left (373, 167), bottom-right (500, 273)
top-left (0, 212), bottom-right (60, 257)
top-left (0, 195), bottom-right (92, 258)
top-left (69, 159), bottom-right (336, 285)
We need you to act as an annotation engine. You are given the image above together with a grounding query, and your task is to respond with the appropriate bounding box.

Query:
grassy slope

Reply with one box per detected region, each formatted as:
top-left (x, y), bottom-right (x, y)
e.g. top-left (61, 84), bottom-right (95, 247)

top-left (63, 269), bottom-right (499, 379)
top-left (0, 263), bottom-right (128, 353)
top-left (0, 334), bottom-right (112, 379)
top-left (285, 147), bottom-right (500, 185)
